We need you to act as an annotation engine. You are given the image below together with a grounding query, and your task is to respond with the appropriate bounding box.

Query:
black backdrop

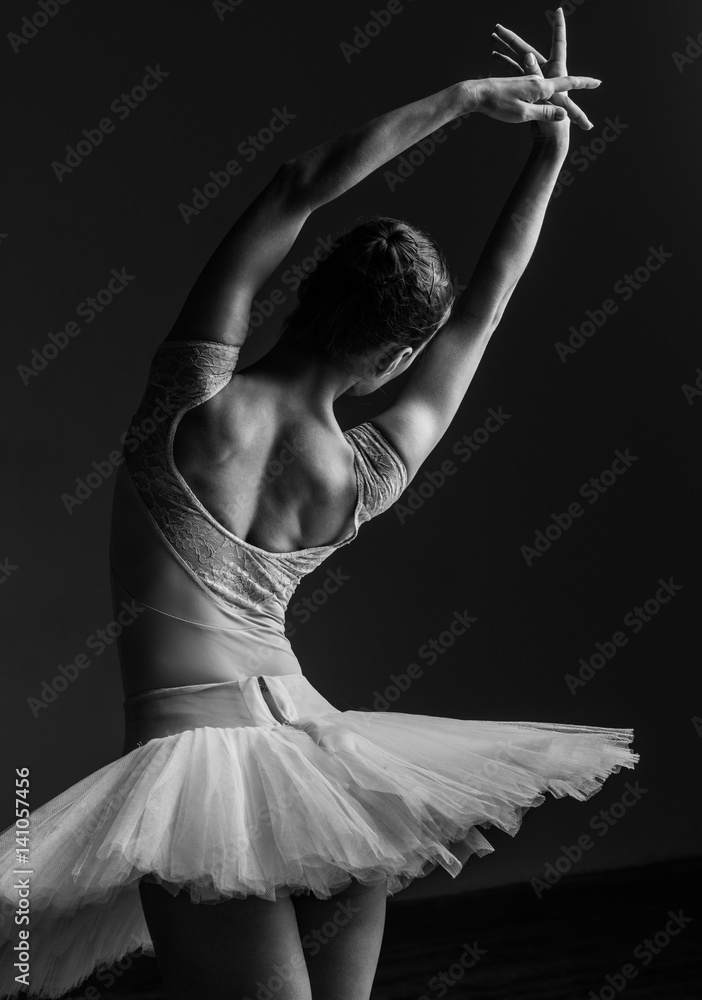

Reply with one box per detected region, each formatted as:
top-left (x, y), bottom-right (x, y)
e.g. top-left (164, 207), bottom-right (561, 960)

top-left (2, 0), bottom-right (700, 901)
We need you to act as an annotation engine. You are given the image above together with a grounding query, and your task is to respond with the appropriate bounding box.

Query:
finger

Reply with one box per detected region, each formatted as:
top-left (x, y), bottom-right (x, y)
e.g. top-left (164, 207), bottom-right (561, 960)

top-left (548, 7), bottom-right (567, 66)
top-left (525, 66), bottom-right (593, 128)
top-left (494, 23), bottom-right (547, 64)
top-left (522, 102), bottom-right (568, 123)
top-left (540, 89), bottom-right (593, 129)
top-left (547, 74), bottom-right (602, 92)
top-left (524, 51), bottom-right (543, 76)
top-left (558, 92), bottom-right (593, 130)
top-left (491, 32), bottom-right (523, 63)
top-left (491, 50), bottom-right (524, 75)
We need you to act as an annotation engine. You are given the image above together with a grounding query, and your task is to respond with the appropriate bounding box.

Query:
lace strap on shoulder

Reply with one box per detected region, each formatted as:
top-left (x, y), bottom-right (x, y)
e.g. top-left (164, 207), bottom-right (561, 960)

top-left (345, 421), bottom-right (408, 519)
top-left (146, 339), bottom-right (241, 406)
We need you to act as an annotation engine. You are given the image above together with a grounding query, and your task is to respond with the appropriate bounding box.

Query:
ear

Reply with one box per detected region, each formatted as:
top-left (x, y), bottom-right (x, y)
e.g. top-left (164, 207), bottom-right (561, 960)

top-left (389, 344), bottom-right (416, 371)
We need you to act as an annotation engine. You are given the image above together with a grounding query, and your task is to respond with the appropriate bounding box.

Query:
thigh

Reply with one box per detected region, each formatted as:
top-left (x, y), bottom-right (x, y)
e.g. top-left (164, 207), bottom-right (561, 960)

top-left (139, 879), bottom-right (312, 1000)
top-left (291, 878), bottom-right (388, 1000)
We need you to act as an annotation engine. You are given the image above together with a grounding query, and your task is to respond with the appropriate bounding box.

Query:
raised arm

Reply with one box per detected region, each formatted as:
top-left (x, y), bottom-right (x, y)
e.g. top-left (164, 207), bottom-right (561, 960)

top-left (371, 128), bottom-right (569, 481)
top-left (371, 11), bottom-right (593, 483)
top-left (165, 85), bottom-right (463, 345)
top-left (166, 49), bottom-right (596, 347)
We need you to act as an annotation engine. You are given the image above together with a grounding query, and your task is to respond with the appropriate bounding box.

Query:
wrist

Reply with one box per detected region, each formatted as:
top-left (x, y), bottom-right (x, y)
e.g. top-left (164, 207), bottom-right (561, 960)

top-left (458, 79), bottom-right (486, 115)
top-left (531, 130), bottom-right (570, 159)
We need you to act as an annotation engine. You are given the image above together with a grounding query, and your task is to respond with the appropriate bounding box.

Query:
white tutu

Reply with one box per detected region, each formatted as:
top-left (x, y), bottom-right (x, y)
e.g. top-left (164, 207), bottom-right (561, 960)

top-left (0, 341), bottom-right (641, 998)
top-left (0, 677), bottom-right (638, 999)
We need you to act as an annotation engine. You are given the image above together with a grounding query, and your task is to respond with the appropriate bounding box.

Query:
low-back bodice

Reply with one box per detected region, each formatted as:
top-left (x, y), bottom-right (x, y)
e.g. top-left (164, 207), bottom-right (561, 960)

top-left (109, 339), bottom-right (408, 694)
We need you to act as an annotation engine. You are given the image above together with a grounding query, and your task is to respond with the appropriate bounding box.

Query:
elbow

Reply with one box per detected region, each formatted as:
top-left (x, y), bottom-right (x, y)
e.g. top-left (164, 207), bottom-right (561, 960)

top-left (274, 158), bottom-right (313, 214)
top-left (488, 299), bottom-right (509, 335)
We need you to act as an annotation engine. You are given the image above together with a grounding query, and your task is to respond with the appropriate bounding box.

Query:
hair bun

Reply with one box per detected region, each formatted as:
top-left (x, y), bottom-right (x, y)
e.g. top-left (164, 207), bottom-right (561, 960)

top-left (352, 231), bottom-right (408, 285)
top-left (279, 214), bottom-right (455, 368)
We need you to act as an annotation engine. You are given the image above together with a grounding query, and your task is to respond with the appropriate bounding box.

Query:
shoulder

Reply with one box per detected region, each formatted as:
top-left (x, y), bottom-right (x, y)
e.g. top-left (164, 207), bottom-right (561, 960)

top-left (153, 337), bottom-right (242, 367)
top-left (346, 420), bottom-right (408, 483)
top-left (145, 338), bottom-right (241, 400)
top-left (344, 420), bottom-right (408, 518)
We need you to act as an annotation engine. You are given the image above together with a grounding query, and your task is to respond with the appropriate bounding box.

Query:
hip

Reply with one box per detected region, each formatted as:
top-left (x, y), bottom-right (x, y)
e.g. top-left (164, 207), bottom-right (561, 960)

top-left (122, 672), bottom-right (341, 755)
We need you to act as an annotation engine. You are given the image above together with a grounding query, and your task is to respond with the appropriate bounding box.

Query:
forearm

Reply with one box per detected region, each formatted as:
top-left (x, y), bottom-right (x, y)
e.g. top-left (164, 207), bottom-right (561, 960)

top-left (452, 134), bottom-right (569, 328)
top-left (289, 82), bottom-right (472, 212)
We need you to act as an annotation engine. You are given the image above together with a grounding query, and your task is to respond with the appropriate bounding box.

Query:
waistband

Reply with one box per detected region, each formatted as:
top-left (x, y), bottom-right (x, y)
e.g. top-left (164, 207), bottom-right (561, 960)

top-left (122, 672), bottom-right (341, 755)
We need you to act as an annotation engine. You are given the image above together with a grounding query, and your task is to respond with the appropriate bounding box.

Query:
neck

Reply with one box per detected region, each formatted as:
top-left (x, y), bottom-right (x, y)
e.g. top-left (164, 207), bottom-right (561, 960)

top-left (242, 338), bottom-right (362, 413)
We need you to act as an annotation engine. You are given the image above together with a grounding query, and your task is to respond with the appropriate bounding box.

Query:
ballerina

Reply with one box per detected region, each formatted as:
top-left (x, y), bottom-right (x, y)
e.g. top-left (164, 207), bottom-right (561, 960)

top-left (0, 10), bottom-right (637, 1000)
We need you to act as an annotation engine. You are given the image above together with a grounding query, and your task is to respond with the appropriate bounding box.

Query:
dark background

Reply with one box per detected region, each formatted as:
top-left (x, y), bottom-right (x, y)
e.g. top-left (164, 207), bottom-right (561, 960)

top-left (1, 0), bottom-right (700, 903)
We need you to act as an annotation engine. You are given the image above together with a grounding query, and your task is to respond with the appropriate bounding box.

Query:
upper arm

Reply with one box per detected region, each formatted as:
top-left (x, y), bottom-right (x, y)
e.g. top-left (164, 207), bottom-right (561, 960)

top-left (165, 159), bottom-right (311, 347)
top-left (370, 311), bottom-right (497, 484)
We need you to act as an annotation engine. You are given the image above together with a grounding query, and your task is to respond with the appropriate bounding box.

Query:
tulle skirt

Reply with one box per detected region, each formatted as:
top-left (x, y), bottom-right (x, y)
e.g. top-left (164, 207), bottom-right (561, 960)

top-left (0, 672), bottom-right (638, 999)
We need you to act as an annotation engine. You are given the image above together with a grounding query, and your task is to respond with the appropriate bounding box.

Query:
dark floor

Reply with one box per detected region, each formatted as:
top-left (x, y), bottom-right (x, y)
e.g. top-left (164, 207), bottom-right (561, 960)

top-left (371, 857), bottom-right (702, 999)
top-left (65, 857), bottom-right (702, 1000)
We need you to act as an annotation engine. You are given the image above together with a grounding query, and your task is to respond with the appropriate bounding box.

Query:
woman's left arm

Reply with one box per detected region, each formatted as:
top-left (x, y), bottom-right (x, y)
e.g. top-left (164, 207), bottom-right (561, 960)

top-left (368, 125), bottom-right (571, 484)
top-left (448, 11), bottom-right (576, 335)
top-left (166, 46), bottom-right (596, 347)
top-left (451, 121), bottom-right (570, 335)
top-left (367, 13), bottom-right (594, 483)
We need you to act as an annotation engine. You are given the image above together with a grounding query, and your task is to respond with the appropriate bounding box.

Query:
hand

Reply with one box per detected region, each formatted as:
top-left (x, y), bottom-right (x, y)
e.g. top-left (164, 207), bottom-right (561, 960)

top-left (491, 8), bottom-right (597, 133)
top-left (473, 70), bottom-right (600, 130)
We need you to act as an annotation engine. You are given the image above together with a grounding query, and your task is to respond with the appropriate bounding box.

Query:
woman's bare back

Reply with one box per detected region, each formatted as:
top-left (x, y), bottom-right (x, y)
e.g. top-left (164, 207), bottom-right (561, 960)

top-left (172, 369), bottom-right (360, 555)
